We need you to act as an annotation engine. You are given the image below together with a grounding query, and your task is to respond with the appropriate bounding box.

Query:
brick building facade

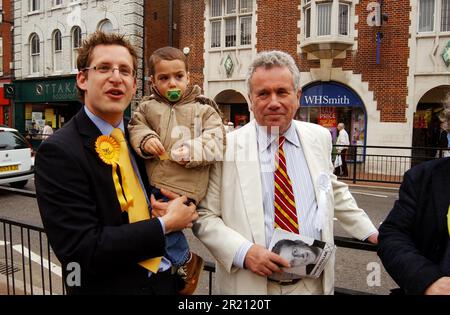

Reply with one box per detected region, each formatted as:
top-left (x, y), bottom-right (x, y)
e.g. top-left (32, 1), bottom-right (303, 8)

top-left (147, 0), bottom-right (450, 154)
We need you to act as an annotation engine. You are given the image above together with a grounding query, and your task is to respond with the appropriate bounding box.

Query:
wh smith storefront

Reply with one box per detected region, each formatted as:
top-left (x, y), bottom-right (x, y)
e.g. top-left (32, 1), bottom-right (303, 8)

top-left (298, 81), bottom-right (367, 149)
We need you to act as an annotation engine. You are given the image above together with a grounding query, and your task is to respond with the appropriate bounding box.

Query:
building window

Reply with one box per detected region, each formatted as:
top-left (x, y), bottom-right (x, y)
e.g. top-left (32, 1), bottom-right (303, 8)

top-left (303, 0), bottom-right (353, 39)
top-left (71, 26), bottom-right (82, 69)
top-left (305, 7), bottom-right (311, 38)
top-left (418, 0), bottom-right (450, 32)
top-left (53, 30), bottom-right (62, 71)
top-left (54, 0), bottom-right (63, 6)
top-left (98, 20), bottom-right (114, 33)
top-left (29, 0), bottom-right (40, 12)
top-left (419, 0), bottom-right (435, 32)
top-left (211, 21), bottom-right (221, 48)
top-left (441, 0), bottom-right (450, 31)
top-left (0, 38), bottom-right (3, 74)
top-left (338, 3), bottom-right (349, 35)
top-left (30, 33), bottom-right (40, 74)
top-left (317, 2), bottom-right (332, 36)
top-left (209, 0), bottom-right (253, 49)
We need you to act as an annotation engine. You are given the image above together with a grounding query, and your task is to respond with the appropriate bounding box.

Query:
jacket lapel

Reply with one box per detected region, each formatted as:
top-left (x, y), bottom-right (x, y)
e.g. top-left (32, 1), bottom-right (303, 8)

top-left (74, 109), bottom-right (103, 155)
top-left (234, 121), bottom-right (266, 245)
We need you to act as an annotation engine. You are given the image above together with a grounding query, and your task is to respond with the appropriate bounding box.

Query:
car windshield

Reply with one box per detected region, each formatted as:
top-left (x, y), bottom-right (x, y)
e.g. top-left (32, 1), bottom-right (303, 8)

top-left (0, 130), bottom-right (29, 150)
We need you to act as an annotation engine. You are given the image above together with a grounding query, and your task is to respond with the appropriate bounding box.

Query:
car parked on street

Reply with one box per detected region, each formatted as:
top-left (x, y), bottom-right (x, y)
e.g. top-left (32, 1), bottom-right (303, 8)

top-left (0, 127), bottom-right (34, 189)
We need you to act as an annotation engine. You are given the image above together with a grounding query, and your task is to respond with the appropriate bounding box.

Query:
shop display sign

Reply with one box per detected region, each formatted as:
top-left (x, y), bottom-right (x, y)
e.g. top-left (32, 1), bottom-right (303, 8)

top-left (318, 107), bottom-right (336, 128)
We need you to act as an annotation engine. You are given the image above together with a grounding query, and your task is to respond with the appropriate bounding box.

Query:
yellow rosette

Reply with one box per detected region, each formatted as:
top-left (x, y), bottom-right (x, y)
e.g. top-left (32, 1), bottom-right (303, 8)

top-left (95, 135), bottom-right (130, 211)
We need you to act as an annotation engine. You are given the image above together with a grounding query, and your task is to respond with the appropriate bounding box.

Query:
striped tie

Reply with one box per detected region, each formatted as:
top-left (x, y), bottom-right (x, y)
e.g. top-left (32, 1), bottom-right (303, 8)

top-left (274, 136), bottom-right (299, 234)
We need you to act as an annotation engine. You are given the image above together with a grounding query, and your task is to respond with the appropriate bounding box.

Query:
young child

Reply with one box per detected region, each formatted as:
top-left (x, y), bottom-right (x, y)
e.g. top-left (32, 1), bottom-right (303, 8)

top-left (128, 46), bottom-right (226, 295)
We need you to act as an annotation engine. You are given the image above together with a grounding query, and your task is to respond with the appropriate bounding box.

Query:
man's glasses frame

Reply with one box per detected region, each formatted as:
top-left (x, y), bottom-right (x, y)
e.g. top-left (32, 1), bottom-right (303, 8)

top-left (82, 64), bottom-right (136, 78)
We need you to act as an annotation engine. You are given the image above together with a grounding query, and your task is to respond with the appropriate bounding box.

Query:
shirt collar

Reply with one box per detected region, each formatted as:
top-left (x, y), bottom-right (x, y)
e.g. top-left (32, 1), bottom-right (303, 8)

top-left (256, 122), bottom-right (300, 153)
top-left (84, 106), bottom-right (124, 135)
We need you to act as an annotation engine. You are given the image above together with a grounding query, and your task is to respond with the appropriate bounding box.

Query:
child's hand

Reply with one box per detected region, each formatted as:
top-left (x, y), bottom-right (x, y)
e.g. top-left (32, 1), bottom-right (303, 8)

top-left (171, 145), bottom-right (190, 165)
top-left (144, 138), bottom-right (166, 156)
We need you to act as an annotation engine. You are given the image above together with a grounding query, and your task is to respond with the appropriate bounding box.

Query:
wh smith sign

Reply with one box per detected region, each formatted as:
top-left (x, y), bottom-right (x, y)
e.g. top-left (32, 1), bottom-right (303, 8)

top-left (301, 82), bottom-right (363, 107)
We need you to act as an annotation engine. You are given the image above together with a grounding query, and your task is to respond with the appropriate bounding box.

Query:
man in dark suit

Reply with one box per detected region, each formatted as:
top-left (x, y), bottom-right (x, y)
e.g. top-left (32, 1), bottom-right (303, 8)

top-left (35, 31), bottom-right (197, 294)
top-left (378, 155), bottom-right (450, 295)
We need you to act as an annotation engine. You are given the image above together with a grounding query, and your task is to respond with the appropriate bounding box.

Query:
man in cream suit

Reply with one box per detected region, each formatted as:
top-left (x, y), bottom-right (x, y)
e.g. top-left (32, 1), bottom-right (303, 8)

top-left (193, 50), bottom-right (378, 295)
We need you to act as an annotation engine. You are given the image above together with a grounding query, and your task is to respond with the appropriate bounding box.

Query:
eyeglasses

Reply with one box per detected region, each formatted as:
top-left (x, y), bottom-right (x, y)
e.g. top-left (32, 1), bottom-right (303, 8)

top-left (82, 64), bottom-right (136, 78)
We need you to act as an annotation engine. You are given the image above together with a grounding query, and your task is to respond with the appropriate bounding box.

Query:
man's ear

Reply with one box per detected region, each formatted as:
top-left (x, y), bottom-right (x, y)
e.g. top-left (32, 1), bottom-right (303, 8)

top-left (76, 71), bottom-right (87, 92)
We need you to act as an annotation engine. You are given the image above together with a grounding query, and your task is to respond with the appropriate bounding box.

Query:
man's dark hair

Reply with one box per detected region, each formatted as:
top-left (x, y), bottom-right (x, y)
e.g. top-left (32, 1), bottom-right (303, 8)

top-left (76, 31), bottom-right (138, 100)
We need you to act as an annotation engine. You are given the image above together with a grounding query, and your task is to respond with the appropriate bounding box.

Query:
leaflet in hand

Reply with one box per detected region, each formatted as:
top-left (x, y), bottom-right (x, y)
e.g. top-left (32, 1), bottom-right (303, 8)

top-left (269, 229), bottom-right (336, 279)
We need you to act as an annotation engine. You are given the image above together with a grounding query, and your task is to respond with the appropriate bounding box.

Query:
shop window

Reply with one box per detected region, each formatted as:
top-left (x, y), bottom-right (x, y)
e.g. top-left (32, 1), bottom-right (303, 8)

top-left (53, 30), bottom-right (62, 72)
top-left (208, 0), bottom-right (253, 49)
top-left (30, 33), bottom-right (40, 74)
top-left (299, 82), bottom-right (366, 153)
top-left (71, 26), bottom-right (82, 70)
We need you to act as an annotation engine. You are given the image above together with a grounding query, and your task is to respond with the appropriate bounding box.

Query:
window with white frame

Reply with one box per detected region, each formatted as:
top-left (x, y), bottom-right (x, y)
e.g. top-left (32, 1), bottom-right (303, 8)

top-left (53, 30), bottom-right (62, 71)
top-left (209, 0), bottom-right (253, 49)
top-left (338, 3), bottom-right (349, 35)
top-left (441, 0), bottom-right (450, 31)
top-left (30, 33), bottom-right (40, 74)
top-left (98, 20), bottom-right (114, 33)
top-left (302, 0), bottom-right (352, 39)
top-left (29, 0), bottom-right (40, 12)
top-left (418, 0), bottom-right (450, 32)
top-left (54, 0), bottom-right (63, 6)
top-left (317, 2), bottom-right (332, 36)
top-left (419, 0), bottom-right (435, 32)
top-left (0, 38), bottom-right (3, 74)
top-left (71, 26), bottom-right (82, 69)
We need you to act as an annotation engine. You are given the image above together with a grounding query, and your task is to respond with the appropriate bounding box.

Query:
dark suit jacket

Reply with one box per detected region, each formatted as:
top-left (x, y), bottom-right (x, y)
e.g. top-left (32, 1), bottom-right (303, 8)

top-left (35, 109), bottom-right (166, 294)
top-left (378, 157), bottom-right (450, 294)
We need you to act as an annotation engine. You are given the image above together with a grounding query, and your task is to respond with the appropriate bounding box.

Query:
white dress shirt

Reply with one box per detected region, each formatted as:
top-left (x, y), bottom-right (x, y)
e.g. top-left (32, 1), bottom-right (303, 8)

top-left (233, 122), bottom-right (321, 268)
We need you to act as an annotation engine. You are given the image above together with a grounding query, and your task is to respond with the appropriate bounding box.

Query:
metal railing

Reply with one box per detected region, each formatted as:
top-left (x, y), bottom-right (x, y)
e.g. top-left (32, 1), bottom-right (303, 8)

top-left (333, 144), bottom-right (449, 184)
top-left (1, 213), bottom-right (377, 295)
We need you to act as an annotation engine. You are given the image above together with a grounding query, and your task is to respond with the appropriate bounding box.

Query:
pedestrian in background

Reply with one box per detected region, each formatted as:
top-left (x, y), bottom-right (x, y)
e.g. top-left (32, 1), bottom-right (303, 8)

top-left (42, 122), bottom-right (54, 140)
top-left (334, 122), bottom-right (350, 176)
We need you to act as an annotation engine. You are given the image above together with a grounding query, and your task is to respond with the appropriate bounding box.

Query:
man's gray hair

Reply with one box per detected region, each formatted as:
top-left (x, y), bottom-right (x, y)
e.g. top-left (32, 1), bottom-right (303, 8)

top-left (246, 50), bottom-right (301, 94)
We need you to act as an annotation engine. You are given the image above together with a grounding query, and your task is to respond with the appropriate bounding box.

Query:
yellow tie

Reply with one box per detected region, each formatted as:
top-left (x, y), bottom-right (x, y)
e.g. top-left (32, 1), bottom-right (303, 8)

top-left (110, 128), bottom-right (162, 273)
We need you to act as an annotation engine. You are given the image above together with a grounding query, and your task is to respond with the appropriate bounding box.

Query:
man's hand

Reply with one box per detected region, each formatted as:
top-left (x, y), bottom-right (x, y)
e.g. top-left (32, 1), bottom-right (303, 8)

top-left (367, 231), bottom-right (379, 245)
top-left (150, 188), bottom-right (181, 218)
top-left (161, 195), bottom-right (198, 234)
top-left (171, 145), bottom-right (190, 165)
top-left (244, 244), bottom-right (290, 277)
top-left (144, 138), bottom-right (165, 156)
top-left (424, 277), bottom-right (450, 295)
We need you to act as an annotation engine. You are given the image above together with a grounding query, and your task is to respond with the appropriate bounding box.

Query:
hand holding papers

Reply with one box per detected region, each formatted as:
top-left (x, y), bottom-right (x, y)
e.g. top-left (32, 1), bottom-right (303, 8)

top-left (269, 229), bottom-right (336, 278)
